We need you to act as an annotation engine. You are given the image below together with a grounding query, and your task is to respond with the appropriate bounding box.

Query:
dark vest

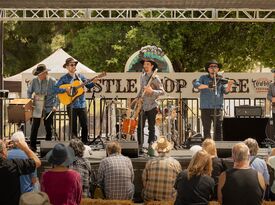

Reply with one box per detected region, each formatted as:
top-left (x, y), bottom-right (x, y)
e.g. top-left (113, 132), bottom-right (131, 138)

top-left (222, 168), bottom-right (263, 205)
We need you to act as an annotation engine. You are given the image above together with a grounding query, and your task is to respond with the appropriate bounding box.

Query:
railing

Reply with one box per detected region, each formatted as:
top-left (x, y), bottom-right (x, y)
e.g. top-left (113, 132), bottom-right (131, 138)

top-left (3, 98), bottom-right (269, 144)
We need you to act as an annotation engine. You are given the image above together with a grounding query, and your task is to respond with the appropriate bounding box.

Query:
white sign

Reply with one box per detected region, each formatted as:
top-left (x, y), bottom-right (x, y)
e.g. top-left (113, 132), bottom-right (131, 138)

top-left (22, 72), bottom-right (272, 99)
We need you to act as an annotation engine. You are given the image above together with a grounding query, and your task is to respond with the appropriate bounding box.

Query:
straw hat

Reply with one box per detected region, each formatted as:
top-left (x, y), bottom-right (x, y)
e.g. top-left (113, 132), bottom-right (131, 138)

top-left (152, 136), bottom-right (173, 153)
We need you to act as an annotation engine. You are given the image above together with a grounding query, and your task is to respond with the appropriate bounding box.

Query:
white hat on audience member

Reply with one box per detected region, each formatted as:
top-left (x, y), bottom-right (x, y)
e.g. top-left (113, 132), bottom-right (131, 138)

top-left (190, 145), bottom-right (202, 156)
top-left (11, 131), bottom-right (25, 142)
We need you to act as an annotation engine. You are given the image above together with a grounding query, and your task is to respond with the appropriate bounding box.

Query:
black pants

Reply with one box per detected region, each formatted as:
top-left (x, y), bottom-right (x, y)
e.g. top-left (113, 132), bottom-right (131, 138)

top-left (137, 107), bottom-right (157, 148)
top-left (272, 113), bottom-right (275, 138)
top-left (201, 109), bottom-right (223, 141)
top-left (30, 112), bottom-right (53, 150)
top-left (67, 107), bottom-right (88, 143)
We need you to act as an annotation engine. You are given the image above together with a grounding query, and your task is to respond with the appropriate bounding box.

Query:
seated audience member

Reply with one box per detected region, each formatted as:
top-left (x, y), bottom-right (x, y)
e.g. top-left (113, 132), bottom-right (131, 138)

top-left (19, 191), bottom-right (51, 205)
top-left (0, 137), bottom-right (41, 205)
top-left (202, 139), bottom-right (227, 199)
top-left (8, 131), bottom-right (39, 193)
top-left (142, 137), bottom-right (182, 201)
top-left (69, 139), bottom-right (92, 197)
top-left (97, 141), bottom-right (134, 199)
top-left (244, 138), bottom-right (269, 185)
top-left (174, 150), bottom-right (214, 205)
top-left (218, 142), bottom-right (265, 205)
top-left (268, 148), bottom-right (275, 200)
top-left (41, 143), bottom-right (82, 205)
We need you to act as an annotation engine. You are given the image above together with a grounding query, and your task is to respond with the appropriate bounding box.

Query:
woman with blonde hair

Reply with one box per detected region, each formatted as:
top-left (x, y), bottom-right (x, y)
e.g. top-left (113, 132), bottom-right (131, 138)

top-left (174, 150), bottom-right (215, 205)
top-left (202, 139), bottom-right (227, 199)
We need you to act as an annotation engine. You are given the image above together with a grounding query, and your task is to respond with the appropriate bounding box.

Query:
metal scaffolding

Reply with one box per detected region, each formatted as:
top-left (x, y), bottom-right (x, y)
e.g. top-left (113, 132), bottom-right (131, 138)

top-left (0, 8), bottom-right (274, 22)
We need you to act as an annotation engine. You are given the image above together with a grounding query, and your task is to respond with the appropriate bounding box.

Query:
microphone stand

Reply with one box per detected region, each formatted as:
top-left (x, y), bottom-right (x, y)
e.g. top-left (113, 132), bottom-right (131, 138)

top-left (212, 71), bottom-right (221, 141)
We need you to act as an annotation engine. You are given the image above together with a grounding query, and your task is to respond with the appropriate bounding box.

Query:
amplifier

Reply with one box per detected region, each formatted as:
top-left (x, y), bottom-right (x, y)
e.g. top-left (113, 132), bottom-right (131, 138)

top-left (234, 105), bottom-right (262, 117)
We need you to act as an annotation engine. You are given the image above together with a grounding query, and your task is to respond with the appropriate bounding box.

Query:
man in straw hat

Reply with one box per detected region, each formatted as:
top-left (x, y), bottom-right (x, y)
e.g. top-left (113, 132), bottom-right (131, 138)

top-left (193, 59), bottom-right (233, 141)
top-left (27, 64), bottom-right (58, 152)
top-left (133, 45), bottom-right (165, 156)
top-left (142, 136), bottom-right (182, 202)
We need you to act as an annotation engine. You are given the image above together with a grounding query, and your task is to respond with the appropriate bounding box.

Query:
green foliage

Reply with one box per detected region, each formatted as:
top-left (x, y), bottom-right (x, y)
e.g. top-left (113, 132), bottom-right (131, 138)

top-left (3, 21), bottom-right (275, 76)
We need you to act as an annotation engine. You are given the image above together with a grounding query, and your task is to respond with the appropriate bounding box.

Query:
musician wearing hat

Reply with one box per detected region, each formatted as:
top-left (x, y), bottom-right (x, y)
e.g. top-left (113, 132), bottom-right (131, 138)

top-left (142, 136), bottom-right (182, 201)
top-left (267, 69), bottom-right (275, 136)
top-left (193, 60), bottom-right (233, 141)
top-left (54, 58), bottom-right (98, 144)
top-left (27, 64), bottom-right (58, 152)
top-left (133, 46), bottom-right (165, 156)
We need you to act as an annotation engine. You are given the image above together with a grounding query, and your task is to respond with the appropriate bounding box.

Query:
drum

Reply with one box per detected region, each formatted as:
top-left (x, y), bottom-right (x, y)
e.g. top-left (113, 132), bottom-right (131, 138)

top-left (122, 118), bottom-right (137, 135)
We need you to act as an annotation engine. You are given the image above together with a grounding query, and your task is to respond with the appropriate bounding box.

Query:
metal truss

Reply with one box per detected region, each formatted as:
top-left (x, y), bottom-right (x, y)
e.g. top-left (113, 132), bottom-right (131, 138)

top-left (0, 8), bottom-right (274, 22)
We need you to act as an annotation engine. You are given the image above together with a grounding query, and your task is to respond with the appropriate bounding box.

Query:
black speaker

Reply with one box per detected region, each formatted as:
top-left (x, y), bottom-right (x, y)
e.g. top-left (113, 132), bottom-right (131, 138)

top-left (119, 141), bottom-right (139, 158)
top-left (216, 141), bottom-right (240, 158)
top-left (40, 141), bottom-right (69, 158)
top-left (223, 117), bottom-right (268, 147)
top-left (185, 133), bottom-right (203, 148)
top-left (234, 105), bottom-right (262, 117)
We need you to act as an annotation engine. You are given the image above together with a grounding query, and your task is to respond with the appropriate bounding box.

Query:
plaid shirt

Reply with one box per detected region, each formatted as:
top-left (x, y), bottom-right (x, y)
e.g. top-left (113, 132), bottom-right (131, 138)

top-left (142, 155), bottom-right (182, 201)
top-left (97, 154), bottom-right (134, 199)
top-left (70, 157), bottom-right (92, 197)
top-left (138, 72), bottom-right (164, 111)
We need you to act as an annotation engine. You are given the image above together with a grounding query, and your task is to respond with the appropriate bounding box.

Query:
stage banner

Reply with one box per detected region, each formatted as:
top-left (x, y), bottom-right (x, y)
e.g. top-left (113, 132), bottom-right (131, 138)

top-left (22, 72), bottom-right (272, 99)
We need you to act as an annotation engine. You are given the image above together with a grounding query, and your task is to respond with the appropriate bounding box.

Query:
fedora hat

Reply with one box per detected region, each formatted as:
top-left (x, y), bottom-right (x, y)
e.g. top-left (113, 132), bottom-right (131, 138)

top-left (204, 59), bottom-right (222, 72)
top-left (32, 64), bottom-right (50, 76)
top-left (152, 136), bottom-right (173, 153)
top-left (63, 57), bottom-right (78, 68)
top-left (46, 143), bottom-right (75, 166)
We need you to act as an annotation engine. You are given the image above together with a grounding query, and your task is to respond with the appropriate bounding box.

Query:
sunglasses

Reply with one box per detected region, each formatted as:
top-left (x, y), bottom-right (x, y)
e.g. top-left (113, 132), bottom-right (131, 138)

top-left (209, 65), bottom-right (218, 68)
top-left (69, 64), bottom-right (76, 67)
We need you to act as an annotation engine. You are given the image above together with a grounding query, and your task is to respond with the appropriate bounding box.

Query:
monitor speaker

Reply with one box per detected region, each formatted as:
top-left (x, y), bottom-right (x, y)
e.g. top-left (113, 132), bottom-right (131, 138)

top-left (40, 141), bottom-right (69, 158)
top-left (119, 141), bottom-right (139, 158)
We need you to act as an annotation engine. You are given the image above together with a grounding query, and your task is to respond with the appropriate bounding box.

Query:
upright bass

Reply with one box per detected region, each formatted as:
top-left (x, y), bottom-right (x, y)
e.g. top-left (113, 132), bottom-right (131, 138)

top-left (122, 69), bottom-right (158, 137)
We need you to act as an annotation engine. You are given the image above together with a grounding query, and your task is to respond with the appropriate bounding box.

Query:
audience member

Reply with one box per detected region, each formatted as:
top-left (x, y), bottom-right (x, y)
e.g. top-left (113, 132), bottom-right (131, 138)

top-left (97, 141), bottom-right (134, 199)
top-left (174, 150), bottom-right (214, 205)
top-left (218, 142), bottom-right (265, 205)
top-left (7, 131), bottom-right (39, 193)
top-left (19, 191), bottom-right (51, 205)
top-left (41, 143), bottom-right (82, 205)
top-left (202, 139), bottom-right (227, 199)
top-left (142, 137), bottom-right (182, 202)
top-left (0, 137), bottom-right (41, 205)
top-left (244, 138), bottom-right (269, 185)
top-left (268, 148), bottom-right (275, 200)
top-left (69, 139), bottom-right (92, 197)
top-left (189, 145), bottom-right (202, 156)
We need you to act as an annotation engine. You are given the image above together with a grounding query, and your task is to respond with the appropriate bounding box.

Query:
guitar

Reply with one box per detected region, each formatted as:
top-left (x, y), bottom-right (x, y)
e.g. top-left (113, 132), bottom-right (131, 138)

top-left (58, 72), bottom-right (106, 105)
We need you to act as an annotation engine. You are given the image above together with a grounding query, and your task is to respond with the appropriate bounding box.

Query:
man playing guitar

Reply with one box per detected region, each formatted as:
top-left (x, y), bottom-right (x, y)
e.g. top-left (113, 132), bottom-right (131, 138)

top-left (27, 64), bottom-right (58, 152)
top-left (54, 58), bottom-right (98, 144)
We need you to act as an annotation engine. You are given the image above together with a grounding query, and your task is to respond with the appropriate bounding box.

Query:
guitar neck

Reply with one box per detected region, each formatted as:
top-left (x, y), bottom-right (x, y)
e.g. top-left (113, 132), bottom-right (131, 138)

top-left (75, 72), bottom-right (106, 89)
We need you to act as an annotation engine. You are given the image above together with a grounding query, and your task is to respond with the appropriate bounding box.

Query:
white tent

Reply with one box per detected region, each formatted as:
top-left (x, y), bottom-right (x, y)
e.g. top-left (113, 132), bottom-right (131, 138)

top-left (5, 48), bottom-right (95, 82)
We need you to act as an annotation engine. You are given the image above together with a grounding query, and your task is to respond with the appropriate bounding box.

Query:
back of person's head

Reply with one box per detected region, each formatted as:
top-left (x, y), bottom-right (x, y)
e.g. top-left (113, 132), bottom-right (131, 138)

top-left (19, 191), bottom-right (51, 205)
top-left (189, 145), bottom-right (202, 156)
top-left (187, 150), bottom-right (212, 179)
top-left (202, 139), bottom-right (217, 156)
top-left (69, 139), bottom-right (85, 157)
top-left (232, 142), bottom-right (250, 163)
top-left (106, 141), bottom-right (121, 155)
top-left (243, 138), bottom-right (259, 156)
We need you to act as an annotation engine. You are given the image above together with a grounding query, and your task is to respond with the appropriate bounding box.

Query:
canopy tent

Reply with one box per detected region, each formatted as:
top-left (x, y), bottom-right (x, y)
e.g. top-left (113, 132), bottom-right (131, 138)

top-left (4, 48), bottom-right (95, 92)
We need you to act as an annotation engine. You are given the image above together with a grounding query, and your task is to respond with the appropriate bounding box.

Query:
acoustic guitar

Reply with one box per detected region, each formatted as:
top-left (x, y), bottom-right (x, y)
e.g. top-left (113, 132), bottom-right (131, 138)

top-left (58, 72), bottom-right (106, 105)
